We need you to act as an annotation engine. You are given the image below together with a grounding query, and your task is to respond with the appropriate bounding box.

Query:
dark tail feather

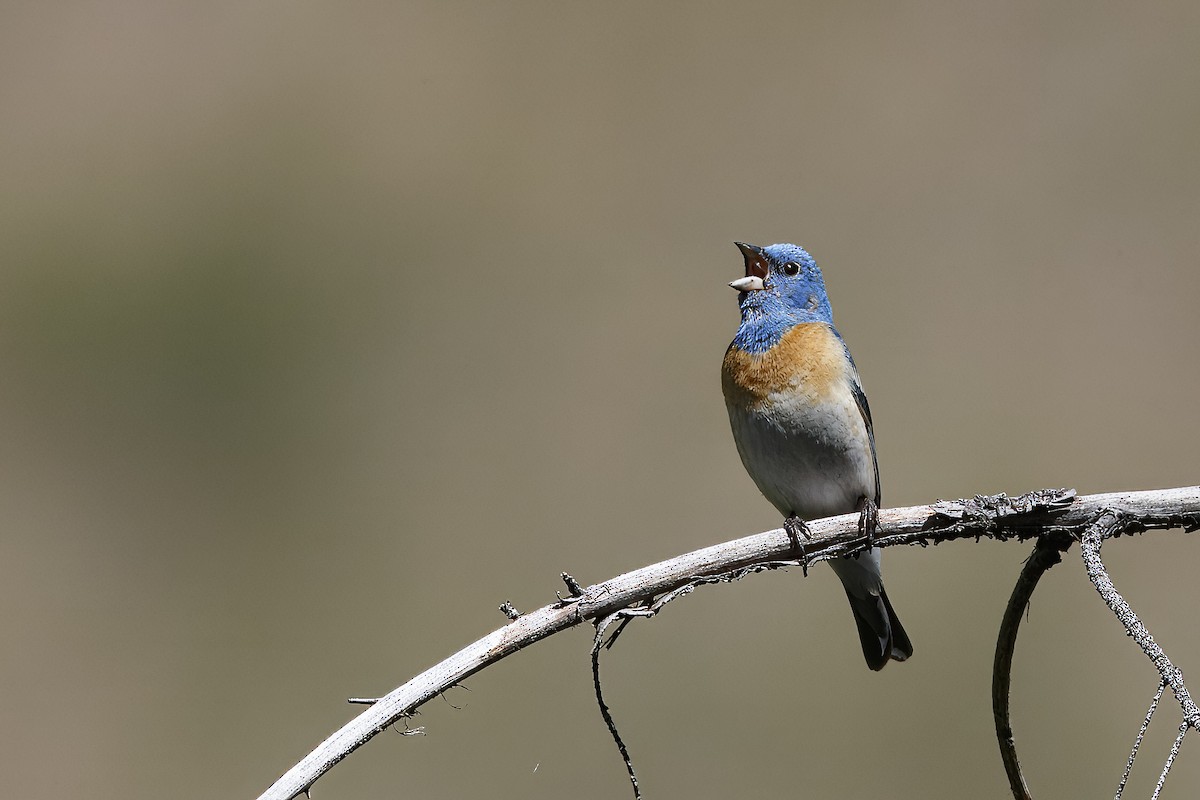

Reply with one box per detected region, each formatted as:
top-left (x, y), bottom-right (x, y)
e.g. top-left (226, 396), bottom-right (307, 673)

top-left (844, 586), bottom-right (913, 671)
top-left (881, 586), bottom-right (913, 663)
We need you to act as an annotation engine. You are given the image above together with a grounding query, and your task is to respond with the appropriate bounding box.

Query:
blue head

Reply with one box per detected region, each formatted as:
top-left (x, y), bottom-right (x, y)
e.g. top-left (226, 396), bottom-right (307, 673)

top-left (729, 242), bottom-right (834, 353)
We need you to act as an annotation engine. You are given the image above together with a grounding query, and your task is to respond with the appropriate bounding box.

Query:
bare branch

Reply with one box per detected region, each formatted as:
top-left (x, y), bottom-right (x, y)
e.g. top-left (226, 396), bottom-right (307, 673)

top-left (587, 564), bottom-right (788, 800)
top-left (1080, 511), bottom-right (1200, 728)
top-left (255, 486), bottom-right (1200, 800)
top-left (1080, 510), bottom-right (1200, 794)
top-left (592, 610), bottom-right (644, 800)
top-left (1117, 681), bottom-right (1167, 800)
top-left (992, 532), bottom-right (1074, 800)
top-left (1152, 723), bottom-right (1189, 800)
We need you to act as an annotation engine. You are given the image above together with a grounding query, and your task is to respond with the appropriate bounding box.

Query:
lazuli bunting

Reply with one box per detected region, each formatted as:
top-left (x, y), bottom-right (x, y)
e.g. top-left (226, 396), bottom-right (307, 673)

top-left (722, 241), bottom-right (912, 670)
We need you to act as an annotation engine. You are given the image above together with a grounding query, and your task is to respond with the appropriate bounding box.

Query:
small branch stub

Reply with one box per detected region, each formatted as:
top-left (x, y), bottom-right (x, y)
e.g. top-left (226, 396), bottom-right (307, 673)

top-left (561, 572), bottom-right (584, 597)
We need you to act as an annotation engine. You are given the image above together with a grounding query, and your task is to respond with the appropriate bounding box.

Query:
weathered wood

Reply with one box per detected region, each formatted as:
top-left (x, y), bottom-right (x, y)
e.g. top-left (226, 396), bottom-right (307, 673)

top-left (257, 486), bottom-right (1200, 800)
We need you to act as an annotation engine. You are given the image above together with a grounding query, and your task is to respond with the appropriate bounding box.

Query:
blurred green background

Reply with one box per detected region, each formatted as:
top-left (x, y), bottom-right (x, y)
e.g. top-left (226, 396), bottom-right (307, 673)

top-left (2, 2), bottom-right (1198, 798)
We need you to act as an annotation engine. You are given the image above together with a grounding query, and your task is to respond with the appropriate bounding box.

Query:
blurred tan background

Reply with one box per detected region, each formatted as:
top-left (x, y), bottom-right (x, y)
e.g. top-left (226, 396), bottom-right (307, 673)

top-left (2, 2), bottom-right (1199, 798)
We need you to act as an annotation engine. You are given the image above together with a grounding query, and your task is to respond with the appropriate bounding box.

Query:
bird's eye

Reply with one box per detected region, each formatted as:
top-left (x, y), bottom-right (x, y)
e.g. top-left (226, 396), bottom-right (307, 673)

top-left (782, 262), bottom-right (801, 276)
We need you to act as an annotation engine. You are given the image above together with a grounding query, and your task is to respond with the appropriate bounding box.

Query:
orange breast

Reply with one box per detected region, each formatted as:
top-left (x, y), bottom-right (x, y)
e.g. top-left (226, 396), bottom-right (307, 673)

top-left (722, 322), bottom-right (846, 410)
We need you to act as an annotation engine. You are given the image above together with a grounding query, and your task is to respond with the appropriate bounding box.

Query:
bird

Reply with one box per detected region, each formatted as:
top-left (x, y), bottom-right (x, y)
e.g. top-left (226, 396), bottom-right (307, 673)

top-left (721, 241), bottom-right (912, 670)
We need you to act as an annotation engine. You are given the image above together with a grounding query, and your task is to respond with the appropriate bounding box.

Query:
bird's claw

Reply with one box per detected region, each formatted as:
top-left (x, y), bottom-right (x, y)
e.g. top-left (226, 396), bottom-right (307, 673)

top-left (785, 515), bottom-right (812, 575)
top-left (858, 497), bottom-right (878, 549)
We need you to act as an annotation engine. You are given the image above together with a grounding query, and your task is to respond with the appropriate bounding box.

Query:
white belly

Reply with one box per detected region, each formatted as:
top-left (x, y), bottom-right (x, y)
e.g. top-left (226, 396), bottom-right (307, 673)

top-left (726, 385), bottom-right (876, 521)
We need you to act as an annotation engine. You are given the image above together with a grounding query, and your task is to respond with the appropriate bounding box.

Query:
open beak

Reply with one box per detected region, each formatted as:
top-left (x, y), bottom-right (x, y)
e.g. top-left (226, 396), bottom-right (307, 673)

top-left (730, 241), bottom-right (768, 291)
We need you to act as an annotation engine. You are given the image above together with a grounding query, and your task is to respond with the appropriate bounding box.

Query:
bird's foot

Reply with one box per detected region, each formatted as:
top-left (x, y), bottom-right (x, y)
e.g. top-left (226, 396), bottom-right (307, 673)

top-left (857, 497), bottom-right (878, 550)
top-left (784, 515), bottom-right (812, 576)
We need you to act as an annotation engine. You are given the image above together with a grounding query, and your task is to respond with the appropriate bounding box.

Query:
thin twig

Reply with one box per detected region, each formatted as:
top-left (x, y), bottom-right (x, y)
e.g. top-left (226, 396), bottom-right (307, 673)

top-left (592, 611), bottom-right (645, 800)
top-left (1116, 681), bottom-right (1166, 800)
top-left (587, 563), bottom-right (799, 798)
top-left (992, 532), bottom-right (1073, 800)
top-left (1151, 723), bottom-right (1188, 800)
top-left (255, 487), bottom-right (1200, 800)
